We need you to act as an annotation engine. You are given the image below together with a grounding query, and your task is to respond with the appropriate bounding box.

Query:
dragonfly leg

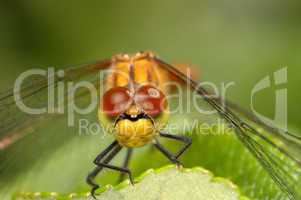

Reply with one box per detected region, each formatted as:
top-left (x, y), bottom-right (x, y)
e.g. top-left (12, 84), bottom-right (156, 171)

top-left (159, 132), bottom-right (192, 159)
top-left (86, 166), bottom-right (105, 199)
top-left (97, 162), bottom-right (134, 185)
top-left (153, 139), bottom-right (182, 166)
top-left (86, 140), bottom-right (120, 199)
top-left (118, 148), bottom-right (133, 182)
top-left (93, 145), bottom-right (134, 186)
top-left (93, 140), bottom-right (118, 164)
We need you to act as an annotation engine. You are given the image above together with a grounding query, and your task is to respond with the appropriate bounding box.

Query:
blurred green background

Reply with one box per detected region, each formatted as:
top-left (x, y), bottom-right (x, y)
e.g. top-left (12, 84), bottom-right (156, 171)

top-left (0, 0), bottom-right (301, 200)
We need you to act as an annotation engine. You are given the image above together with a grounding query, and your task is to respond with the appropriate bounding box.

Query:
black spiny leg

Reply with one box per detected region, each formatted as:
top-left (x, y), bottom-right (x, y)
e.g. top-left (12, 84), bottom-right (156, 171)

top-left (154, 132), bottom-right (192, 166)
top-left (159, 132), bottom-right (192, 159)
top-left (86, 166), bottom-right (105, 199)
top-left (86, 140), bottom-right (120, 199)
top-left (154, 139), bottom-right (182, 166)
top-left (118, 148), bottom-right (133, 182)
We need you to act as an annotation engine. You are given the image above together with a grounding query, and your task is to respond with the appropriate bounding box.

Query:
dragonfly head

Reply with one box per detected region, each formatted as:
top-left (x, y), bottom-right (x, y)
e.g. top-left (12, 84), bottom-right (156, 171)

top-left (98, 85), bottom-right (169, 147)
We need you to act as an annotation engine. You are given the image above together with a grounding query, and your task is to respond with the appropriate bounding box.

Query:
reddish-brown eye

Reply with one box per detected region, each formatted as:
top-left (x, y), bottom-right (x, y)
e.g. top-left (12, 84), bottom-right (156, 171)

top-left (135, 85), bottom-right (167, 117)
top-left (102, 87), bottom-right (132, 117)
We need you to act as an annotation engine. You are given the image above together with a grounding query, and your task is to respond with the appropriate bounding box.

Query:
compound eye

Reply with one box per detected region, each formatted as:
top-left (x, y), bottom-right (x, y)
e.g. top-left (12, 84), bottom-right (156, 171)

top-left (135, 85), bottom-right (167, 117)
top-left (102, 87), bottom-right (132, 117)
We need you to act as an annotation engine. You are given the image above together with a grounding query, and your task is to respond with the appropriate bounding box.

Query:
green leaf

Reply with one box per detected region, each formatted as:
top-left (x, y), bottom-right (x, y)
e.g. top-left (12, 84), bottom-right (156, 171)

top-left (14, 165), bottom-right (250, 200)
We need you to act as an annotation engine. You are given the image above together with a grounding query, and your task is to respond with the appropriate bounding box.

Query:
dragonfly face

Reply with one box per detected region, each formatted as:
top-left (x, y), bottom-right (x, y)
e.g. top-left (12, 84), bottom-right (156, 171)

top-left (99, 84), bottom-right (169, 147)
top-left (98, 53), bottom-right (170, 148)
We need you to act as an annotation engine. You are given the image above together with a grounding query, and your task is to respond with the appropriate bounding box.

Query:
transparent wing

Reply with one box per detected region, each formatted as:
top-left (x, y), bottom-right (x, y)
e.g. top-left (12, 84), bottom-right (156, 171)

top-left (0, 59), bottom-right (111, 149)
top-left (223, 99), bottom-right (301, 165)
top-left (238, 122), bottom-right (301, 199)
top-left (155, 58), bottom-right (301, 200)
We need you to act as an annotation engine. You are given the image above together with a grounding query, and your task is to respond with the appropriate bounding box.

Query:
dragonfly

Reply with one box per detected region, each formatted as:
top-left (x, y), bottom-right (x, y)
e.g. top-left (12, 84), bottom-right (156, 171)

top-left (0, 51), bottom-right (301, 199)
